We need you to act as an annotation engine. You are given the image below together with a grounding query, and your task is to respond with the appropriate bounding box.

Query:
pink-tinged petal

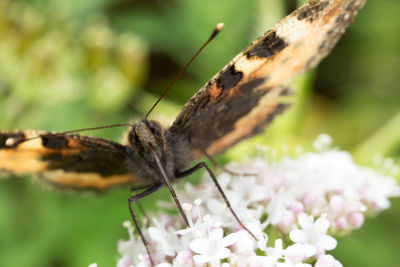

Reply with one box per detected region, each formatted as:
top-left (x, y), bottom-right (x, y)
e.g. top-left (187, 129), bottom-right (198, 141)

top-left (290, 201), bottom-right (305, 214)
top-left (193, 254), bottom-right (211, 264)
top-left (315, 254), bottom-right (343, 267)
top-left (348, 212), bottom-right (364, 229)
top-left (156, 263), bottom-right (172, 267)
top-left (285, 244), bottom-right (306, 264)
top-left (189, 238), bottom-right (209, 254)
top-left (318, 235), bottom-right (337, 250)
top-left (280, 210), bottom-right (295, 228)
top-left (335, 217), bottom-right (347, 230)
top-left (175, 250), bottom-right (194, 265)
top-left (315, 217), bottom-right (330, 233)
top-left (289, 229), bottom-right (306, 243)
top-left (329, 195), bottom-right (345, 213)
top-left (302, 192), bottom-right (318, 207)
top-left (116, 257), bottom-right (133, 267)
top-left (222, 232), bottom-right (238, 247)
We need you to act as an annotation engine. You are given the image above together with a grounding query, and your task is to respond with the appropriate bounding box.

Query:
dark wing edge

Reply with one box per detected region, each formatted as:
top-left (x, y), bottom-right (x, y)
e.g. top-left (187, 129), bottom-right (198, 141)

top-left (170, 0), bottom-right (366, 156)
top-left (0, 131), bottom-right (141, 191)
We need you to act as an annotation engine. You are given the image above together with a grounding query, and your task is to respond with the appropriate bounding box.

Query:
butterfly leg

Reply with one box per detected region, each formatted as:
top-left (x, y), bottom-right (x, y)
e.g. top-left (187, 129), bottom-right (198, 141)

top-left (151, 151), bottom-right (190, 227)
top-left (128, 184), bottom-right (162, 267)
top-left (130, 186), bottom-right (152, 223)
top-left (135, 197), bottom-right (150, 226)
top-left (176, 162), bottom-right (258, 240)
top-left (202, 150), bottom-right (257, 177)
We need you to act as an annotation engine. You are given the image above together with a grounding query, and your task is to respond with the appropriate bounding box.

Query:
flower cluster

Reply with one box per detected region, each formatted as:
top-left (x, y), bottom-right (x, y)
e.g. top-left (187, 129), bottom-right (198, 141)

top-left (113, 135), bottom-right (399, 267)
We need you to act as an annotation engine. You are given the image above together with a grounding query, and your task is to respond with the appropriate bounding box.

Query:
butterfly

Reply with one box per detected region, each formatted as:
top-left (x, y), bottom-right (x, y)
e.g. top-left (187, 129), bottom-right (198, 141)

top-left (0, 0), bottom-right (366, 264)
top-left (0, 0), bottom-right (366, 190)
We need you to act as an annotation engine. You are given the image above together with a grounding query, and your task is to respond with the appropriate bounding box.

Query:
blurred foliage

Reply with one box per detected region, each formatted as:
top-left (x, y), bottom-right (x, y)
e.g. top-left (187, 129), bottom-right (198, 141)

top-left (0, 0), bottom-right (148, 133)
top-left (0, 0), bottom-right (399, 266)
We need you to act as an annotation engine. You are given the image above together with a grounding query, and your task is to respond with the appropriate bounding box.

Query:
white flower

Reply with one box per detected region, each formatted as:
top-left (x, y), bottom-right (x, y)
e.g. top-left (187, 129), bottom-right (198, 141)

top-left (347, 212), bottom-right (364, 229)
top-left (232, 230), bottom-right (257, 256)
top-left (148, 218), bottom-right (179, 257)
top-left (263, 240), bottom-right (311, 267)
top-left (230, 175), bottom-right (269, 204)
top-left (232, 222), bottom-right (268, 257)
top-left (117, 221), bottom-right (148, 265)
top-left (171, 250), bottom-right (194, 267)
top-left (116, 257), bottom-right (133, 267)
top-left (175, 202), bottom-right (218, 239)
top-left (314, 254), bottom-right (343, 267)
top-left (266, 239), bottom-right (285, 262)
top-left (284, 243), bottom-right (307, 264)
top-left (189, 228), bottom-right (237, 265)
top-left (313, 134), bottom-right (333, 152)
top-left (289, 213), bottom-right (337, 257)
top-left (113, 136), bottom-right (400, 266)
top-left (277, 263), bottom-right (311, 267)
top-left (229, 253), bottom-right (277, 267)
top-left (266, 190), bottom-right (289, 225)
top-left (328, 195), bottom-right (345, 213)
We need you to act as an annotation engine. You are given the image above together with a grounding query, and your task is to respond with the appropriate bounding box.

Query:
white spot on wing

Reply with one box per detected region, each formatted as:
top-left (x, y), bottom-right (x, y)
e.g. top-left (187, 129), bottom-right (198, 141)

top-left (276, 17), bottom-right (311, 44)
top-left (5, 138), bottom-right (17, 146)
top-left (235, 56), bottom-right (265, 75)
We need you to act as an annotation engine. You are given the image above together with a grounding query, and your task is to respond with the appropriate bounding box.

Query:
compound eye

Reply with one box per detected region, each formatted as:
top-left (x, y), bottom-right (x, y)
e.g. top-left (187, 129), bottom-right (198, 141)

top-left (148, 121), bottom-right (161, 137)
top-left (128, 130), bottom-right (140, 144)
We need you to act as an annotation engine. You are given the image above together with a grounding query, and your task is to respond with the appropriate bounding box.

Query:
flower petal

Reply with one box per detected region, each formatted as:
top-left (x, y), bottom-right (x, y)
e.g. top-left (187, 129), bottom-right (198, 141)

top-left (210, 228), bottom-right (224, 240)
top-left (297, 213), bottom-right (311, 228)
top-left (193, 254), bottom-right (211, 264)
top-left (289, 229), bottom-right (306, 243)
top-left (222, 232), bottom-right (238, 247)
top-left (315, 217), bottom-right (330, 233)
top-left (189, 238), bottom-right (209, 254)
top-left (303, 244), bottom-right (317, 257)
top-left (315, 254), bottom-right (343, 267)
top-left (214, 247), bottom-right (231, 260)
top-left (318, 234), bottom-right (337, 250)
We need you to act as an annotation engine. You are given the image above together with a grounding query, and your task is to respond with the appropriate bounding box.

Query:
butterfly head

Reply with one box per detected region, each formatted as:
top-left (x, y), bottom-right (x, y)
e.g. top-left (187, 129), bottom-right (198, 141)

top-left (127, 120), bottom-right (166, 154)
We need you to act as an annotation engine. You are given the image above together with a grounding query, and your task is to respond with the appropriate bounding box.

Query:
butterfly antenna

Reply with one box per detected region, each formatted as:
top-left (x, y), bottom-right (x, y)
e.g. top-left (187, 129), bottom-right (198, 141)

top-left (11, 123), bottom-right (134, 144)
top-left (44, 123), bottom-right (134, 136)
top-left (144, 23), bottom-right (225, 120)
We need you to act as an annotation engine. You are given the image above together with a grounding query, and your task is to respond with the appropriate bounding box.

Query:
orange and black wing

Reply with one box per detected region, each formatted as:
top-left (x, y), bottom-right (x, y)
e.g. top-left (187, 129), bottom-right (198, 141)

top-left (170, 0), bottom-right (366, 156)
top-left (0, 131), bottom-right (144, 191)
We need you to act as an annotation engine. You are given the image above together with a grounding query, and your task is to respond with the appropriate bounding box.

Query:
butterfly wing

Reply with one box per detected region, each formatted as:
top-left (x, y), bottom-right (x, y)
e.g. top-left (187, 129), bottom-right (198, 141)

top-left (0, 131), bottom-right (148, 191)
top-left (170, 0), bottom-right (366, 156)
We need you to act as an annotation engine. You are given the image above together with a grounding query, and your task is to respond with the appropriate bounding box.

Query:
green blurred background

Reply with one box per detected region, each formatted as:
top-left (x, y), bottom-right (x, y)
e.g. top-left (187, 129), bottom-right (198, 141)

top-left (0, 0), bottom-right (399, 266)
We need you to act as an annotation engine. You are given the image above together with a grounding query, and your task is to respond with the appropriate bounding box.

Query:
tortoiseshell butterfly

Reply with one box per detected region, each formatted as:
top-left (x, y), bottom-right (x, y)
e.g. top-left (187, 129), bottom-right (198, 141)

top-left (0, 0), bottom-right (366, 265)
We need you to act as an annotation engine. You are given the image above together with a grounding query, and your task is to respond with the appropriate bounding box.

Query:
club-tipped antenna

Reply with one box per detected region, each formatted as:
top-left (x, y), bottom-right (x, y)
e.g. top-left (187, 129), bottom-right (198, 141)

top-left (144, 23), bottom-right (225, 120)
